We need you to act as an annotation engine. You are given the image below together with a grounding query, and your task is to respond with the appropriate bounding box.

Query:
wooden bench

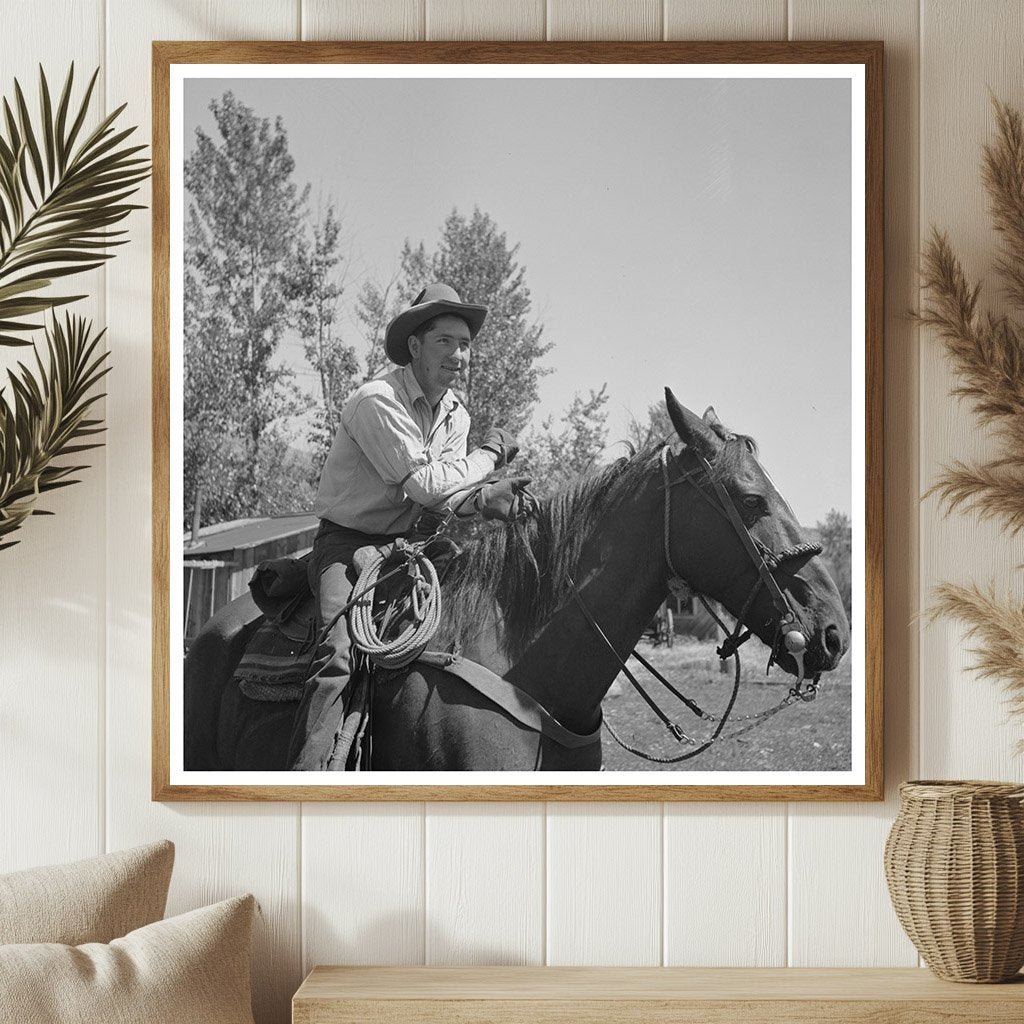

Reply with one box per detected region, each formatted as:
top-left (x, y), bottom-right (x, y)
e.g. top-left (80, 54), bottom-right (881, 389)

top-left (292, 965), bottom-right (1024, 1022)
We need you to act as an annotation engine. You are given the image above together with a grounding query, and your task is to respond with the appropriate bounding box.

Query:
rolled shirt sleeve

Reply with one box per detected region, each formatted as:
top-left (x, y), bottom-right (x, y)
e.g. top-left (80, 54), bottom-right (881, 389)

top-left (346, 390), bottom-right (494, 507)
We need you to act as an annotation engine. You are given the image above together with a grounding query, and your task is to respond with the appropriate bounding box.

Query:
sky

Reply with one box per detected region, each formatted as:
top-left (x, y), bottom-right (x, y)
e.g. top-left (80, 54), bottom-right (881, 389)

top-left (183, 73), bottom-right (853, 524)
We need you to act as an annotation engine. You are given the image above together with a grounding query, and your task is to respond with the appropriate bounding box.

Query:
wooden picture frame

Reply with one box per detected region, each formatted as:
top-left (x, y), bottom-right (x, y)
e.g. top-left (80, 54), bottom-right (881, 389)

top-left (153, 41), bottom-right (883, 801)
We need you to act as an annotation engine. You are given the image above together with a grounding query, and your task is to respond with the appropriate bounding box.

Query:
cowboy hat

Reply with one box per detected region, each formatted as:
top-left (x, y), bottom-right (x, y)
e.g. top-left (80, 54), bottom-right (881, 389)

top-left (384, 283), bottom-right (488, 365)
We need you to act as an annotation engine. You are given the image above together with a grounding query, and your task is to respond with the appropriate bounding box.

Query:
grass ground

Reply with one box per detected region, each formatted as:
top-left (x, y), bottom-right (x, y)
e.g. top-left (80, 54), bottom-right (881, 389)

top-left (600, 636), bottom-right (853, 772)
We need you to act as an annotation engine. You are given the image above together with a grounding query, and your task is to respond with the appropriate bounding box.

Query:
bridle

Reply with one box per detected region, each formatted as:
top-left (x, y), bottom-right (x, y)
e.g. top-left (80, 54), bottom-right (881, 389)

top-left (568, 443), bottom-right (824, 764)
top-left (665, 445), bottom-right (823, 677)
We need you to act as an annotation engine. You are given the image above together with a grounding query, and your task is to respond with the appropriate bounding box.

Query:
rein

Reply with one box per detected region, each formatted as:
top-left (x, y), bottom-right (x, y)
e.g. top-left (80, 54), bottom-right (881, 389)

top-left (571, 445), bottom-right (824, 764)
top-left (666, 448), bottom-right (822, 674)
top-left (328, 447), bottom-right (823, 764)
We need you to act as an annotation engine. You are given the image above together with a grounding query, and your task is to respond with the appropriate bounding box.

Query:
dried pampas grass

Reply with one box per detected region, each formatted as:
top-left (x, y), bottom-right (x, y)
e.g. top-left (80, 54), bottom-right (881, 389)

top-left (931, 583), bottom-right (1024, 741)
top-left (927, 461), bottom-right (1024, 535)
top-left (921, 98), bottom-right (1024, 735)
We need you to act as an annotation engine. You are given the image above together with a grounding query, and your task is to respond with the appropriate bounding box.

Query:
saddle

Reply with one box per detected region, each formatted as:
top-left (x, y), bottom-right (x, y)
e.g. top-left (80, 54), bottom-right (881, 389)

top-left (233, 545), bottom-right (447, 770)
top-left (234, 542), bottom-right (455, 702)
top-left (233, 547), bottom-right (601, 768)
top-left (234, 557), bottom-right (317, 702)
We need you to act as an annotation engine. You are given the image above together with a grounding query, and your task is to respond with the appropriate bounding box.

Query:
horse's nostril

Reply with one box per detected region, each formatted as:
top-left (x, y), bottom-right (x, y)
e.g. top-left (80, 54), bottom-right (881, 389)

top-left (825, 624), bottom-right (844, 659)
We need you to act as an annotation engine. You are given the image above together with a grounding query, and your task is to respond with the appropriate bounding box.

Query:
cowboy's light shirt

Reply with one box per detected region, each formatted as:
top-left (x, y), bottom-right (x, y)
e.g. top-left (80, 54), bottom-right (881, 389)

top-left (313, 363), bottom-right (496, 534)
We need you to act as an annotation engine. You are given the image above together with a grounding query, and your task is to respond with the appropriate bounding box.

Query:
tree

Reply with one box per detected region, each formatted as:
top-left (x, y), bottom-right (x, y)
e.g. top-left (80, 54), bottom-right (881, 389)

top-left (289, 204), bottom-right (359, 473)
top-left (183, 91), bottom-right (309, 524)
top-left (182, 260), bottom-right (245, 528)
top-left (358, 208), bottom-right (552, 444)
top-left (815, 508), bottom-right (852, 619)
top-left (433, 209), bottom-right (551, 443)
top-left (626, 401), bottom-right (677, 452)
top-left (355, 270), bottom-right (406, 382)
top-left (520, 386), bottom-right (610, 500)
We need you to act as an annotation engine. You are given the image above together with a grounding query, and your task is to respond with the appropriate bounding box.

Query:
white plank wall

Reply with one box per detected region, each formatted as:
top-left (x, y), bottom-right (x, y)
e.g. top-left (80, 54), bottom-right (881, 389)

top-left (547, 804), bottom-right (661, 964)
top-left (425, 803), bottom-right (545, 964)
top-left (665, 0), bottom-right (786, 41)
top-left (918, 0), bottom-right (1024, 778)
top-left (302, 804), bottom-right (425, 969)
top-left (664, 803), bottom-right (787, 966)
top-left (1, 3), bottom-right (1022, 1023)
top-left (427, 1), bottom-right (545, 40)
top-left (303, 0), bottom-right (425, 41)
top-left (548, 0), bottom-right (663, 41)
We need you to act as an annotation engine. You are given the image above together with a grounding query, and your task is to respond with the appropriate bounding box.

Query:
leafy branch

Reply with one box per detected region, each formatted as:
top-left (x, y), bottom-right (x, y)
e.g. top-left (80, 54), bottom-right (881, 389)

top-left (0, 64), bottom-right (149, 346)
top-left (0, 314), bottom-right (109, 550)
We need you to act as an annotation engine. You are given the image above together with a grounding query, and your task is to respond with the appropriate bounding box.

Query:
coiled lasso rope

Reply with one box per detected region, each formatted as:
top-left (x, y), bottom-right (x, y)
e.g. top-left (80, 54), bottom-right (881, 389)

top-left (348, 544), bottom-right (442, 670)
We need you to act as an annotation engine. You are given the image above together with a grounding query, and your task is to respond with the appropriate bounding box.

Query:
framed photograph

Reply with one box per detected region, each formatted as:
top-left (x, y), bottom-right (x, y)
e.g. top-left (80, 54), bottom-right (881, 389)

top-left (153, 41), bottom-right (882, 801)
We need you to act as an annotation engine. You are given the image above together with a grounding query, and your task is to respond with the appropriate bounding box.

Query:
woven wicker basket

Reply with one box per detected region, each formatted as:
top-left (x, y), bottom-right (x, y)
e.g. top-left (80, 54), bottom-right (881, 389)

top-left (884, 780), bottom-right (1024, 982)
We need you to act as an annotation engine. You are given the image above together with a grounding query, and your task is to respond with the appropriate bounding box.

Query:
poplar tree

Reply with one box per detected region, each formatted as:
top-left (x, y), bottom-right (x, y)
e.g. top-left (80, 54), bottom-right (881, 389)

top-left (289, 204), bottom-right (358, 473)
top-left (520, 386), bottom-right (610, 500)
top-left (183, 91), bottom-right (308, 523)
top-left (356, 207), bottom-right (552, 444)
top-left (626, 401), bottom-right (677, 452)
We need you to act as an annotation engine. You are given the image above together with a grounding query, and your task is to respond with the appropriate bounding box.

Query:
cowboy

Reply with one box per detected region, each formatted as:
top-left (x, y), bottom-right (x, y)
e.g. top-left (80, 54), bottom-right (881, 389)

top-left (287, 283), bottom-right (532, 770)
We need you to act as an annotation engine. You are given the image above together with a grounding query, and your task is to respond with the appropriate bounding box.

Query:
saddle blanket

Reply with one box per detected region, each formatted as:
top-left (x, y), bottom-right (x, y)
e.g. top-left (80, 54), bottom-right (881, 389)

top-left (234, 615), bottom-right (315, 702)
top-left (234, 556), bottom-right (317, 702)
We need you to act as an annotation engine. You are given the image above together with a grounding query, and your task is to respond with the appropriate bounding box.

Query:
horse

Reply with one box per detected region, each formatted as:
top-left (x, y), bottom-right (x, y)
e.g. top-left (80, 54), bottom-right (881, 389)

top-left (184, 390), bottom-right (850, 772)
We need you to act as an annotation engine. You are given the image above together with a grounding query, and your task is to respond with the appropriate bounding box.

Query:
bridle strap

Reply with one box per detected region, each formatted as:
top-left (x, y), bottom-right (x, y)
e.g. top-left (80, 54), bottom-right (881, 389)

top-left (663, 447), bottom-right (792, 623)
top-left (565, 443), bottom-right (824, 763)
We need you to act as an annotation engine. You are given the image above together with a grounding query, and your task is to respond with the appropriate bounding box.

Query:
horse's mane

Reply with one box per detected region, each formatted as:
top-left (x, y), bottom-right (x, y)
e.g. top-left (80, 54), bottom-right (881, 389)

top-left (434, 416), bottom-right (759, 661)
top-left (435, 445), bottom-right (667, 662)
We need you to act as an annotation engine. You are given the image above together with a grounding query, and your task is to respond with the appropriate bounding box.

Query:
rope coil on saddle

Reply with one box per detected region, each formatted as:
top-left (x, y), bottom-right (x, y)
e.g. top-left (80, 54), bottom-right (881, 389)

top-left (348, 545), bottom-right (442, 670)
top-left (343, 475), bottom-right (533, 671)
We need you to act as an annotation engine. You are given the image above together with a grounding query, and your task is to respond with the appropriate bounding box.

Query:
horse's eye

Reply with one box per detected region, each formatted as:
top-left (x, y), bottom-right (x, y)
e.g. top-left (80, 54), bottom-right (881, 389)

top-left (741, 495), bottom-right (763, 511)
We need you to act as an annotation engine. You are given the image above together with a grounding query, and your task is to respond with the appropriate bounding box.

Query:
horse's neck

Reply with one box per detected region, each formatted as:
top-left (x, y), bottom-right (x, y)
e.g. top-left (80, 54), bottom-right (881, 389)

top-left (505, 475), bottom-right (669, 734)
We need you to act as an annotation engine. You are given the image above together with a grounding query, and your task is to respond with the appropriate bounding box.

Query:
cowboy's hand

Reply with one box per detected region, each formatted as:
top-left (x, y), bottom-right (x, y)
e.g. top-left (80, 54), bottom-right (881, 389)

top-left (474, 477), bottom-right (535, 522)
top-left (352, 542), bottom-right (397, 576)
top-left (480, 426), bottom-right (520, 467)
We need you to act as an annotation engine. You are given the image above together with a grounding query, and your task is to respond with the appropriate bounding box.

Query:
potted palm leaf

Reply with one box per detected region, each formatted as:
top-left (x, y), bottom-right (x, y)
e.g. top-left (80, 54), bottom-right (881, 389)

top-left (0, 65), bottom-right (149, 550)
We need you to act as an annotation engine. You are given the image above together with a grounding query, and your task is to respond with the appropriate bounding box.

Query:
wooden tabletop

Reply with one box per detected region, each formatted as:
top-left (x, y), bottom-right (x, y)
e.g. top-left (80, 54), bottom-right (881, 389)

top-left (293, 966), bottom-right (1024, 1022)
top-left (296, 966), bottom-right (1024, 1001)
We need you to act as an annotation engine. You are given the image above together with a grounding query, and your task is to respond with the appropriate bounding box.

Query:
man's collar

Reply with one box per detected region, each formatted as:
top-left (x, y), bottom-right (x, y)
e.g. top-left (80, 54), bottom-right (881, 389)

top-left (398, 363), bottom-right (427, 406)
top-left (440, 388), bottom-right (461, 414)
top-left (399, 363), bottom-right (460, 413)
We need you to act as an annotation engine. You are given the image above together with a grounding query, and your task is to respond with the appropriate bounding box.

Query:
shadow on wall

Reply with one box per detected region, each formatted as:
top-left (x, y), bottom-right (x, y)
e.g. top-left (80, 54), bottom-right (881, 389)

top-left (301, 905), bottom-right (541, 972)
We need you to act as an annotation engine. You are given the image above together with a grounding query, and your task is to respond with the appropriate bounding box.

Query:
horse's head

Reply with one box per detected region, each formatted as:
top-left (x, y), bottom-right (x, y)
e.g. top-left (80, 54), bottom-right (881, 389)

top-left (663, 388), bottom-right (850, 679)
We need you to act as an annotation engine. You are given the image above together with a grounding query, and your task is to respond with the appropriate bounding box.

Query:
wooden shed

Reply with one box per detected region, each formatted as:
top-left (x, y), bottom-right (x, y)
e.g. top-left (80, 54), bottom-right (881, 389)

top-left (667, 591), bottom-right (719, 640)
top-left (183, 513), bottom-right (319, 653)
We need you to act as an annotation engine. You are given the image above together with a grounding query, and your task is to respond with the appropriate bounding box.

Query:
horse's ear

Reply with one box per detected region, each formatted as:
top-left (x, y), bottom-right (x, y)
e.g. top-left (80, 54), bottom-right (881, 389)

top-left (703, 406), bottom-right (726, 433)
top-left (665, 388), bottom-right (720, 460)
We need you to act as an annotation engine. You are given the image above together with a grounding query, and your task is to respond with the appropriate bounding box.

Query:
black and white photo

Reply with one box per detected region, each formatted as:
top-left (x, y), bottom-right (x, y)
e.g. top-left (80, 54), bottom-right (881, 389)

top-left (154, 43), bottom-right (882, 800)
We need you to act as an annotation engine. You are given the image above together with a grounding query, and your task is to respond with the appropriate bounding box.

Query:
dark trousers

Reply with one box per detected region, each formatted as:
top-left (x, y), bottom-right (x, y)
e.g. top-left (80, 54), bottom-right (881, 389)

top-left (286, 519), bottom-right (400, 770)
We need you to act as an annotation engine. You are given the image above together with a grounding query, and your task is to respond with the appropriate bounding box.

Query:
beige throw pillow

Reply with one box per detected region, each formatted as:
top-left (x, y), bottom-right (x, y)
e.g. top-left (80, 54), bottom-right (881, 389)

top-left (0, 840), bottom-right (174, 945)
top-left (0, 894), bottom-right (256, 1024)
